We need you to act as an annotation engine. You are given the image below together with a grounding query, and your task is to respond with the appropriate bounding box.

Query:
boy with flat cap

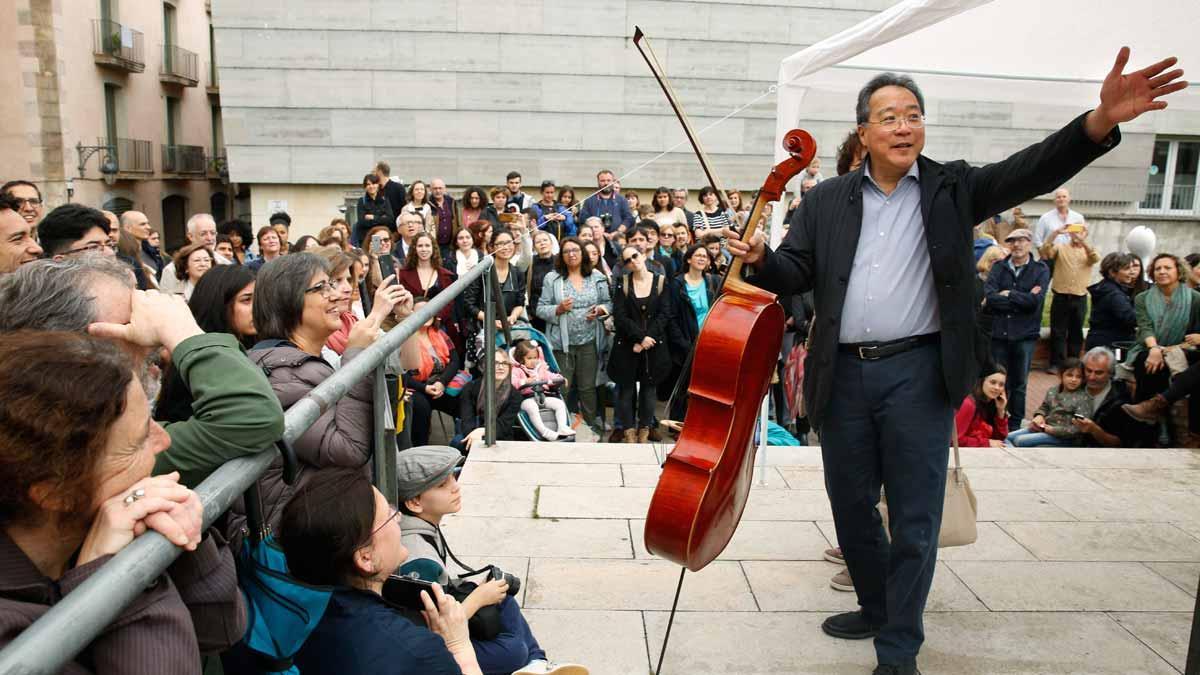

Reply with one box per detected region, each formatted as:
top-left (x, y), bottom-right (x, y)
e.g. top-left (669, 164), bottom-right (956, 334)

top-left (397, 446), bottom-right (587, 675)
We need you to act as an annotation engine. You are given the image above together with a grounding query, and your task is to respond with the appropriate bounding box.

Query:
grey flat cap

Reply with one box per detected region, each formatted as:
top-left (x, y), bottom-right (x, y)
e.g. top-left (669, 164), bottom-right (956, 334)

top-left (396, 445), bottom-right (464, 501)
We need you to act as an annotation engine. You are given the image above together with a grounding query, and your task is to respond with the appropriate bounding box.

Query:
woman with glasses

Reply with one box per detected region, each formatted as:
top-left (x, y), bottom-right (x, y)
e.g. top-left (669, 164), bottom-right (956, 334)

top-left (173, 243), bottom-right (215, 302)
top-left (455, 348), bottom-right (524, 453)
top-left (608, 246), bottom-right (672, 442)
top-left (463, 230), bottom-right (527, 349)
top-left (242, 253), bottom-right (412, 537)
top-left (536, 237), bottom-right (612, 436)
top-left (665, 245), bottom-right (722, 418)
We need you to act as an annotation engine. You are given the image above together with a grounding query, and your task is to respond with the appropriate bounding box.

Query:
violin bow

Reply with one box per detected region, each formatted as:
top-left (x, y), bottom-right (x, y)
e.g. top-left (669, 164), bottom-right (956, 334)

top-left (632, 27), bottom-right (735, 216)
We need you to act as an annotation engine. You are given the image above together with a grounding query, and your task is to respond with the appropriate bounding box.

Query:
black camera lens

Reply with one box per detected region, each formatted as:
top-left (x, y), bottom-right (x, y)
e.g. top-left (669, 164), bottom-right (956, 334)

top-left (490, 566), bottom-right (521, 596)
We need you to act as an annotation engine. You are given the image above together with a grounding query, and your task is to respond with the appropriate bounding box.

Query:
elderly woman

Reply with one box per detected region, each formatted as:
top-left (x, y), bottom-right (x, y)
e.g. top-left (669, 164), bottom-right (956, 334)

top-left (1087, 252), bottom-right (1141, 351)
top-left (1124, 253), bottom-right (1200, 409)
top-left (314, 247), bottom-right (372, 360)
top-left (173, 242), bottom-right (215, 301)
top-left (537, 236), bottom-right (612, 436)
top-left (0, 331), bottom-right (244, 670)
top-left (278, 469), bottom-right (483, 675)
top-left (526, 229), bottom-right (558, 333)
top-left (243, 253), bottom-right (407, 536)
top-left (248, 226), bottom-right (284, 272)
top-left (609, 245), bottom-right (672, 442)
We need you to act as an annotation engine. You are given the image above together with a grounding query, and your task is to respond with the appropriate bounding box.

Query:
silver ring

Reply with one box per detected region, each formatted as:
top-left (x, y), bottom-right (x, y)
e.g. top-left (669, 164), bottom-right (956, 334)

top-left (123, 487), bottom-right (146, 506)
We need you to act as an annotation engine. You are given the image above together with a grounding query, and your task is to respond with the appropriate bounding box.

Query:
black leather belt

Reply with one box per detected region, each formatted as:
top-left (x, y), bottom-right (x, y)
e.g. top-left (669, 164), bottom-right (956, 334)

top-left (838, 333), bottom-right (940, 361)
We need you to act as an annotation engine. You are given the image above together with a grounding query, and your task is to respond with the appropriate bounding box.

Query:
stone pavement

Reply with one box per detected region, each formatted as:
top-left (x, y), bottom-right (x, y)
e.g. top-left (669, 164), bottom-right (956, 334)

top-left (444, 441), bottom-right (1199, 674)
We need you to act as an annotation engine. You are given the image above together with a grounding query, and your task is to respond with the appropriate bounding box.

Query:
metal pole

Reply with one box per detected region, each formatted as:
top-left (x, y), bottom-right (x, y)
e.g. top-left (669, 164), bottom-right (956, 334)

top-left (371, 363), bottom-right (397, 500)
top-left (0, 257), bottom-right (495, 675)
top-left (484, 267), bottom-right (496, 447)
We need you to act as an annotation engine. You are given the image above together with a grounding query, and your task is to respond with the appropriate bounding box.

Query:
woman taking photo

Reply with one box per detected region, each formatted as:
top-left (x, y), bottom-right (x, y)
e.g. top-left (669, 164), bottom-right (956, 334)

top-left (402, 180), bottom-right (435, 234)
top-left (0, 331), bottom-right (243, 670)
top-left (1123, 253), bottom-right (1200, 409)
top-left (536, 237), bottom-right (612, 436)
top-left (955, 365), bottom-right (1009, 447)
top-left (355, 173), bottom-right (395, 246)
top-left (460, 186), bottom-right (488, 232)
top-left (689, 186), bottom-right (733, 236)
top-left (1087, 252), bottom-right (1142, 351)
top-left (609, 245), bottom-right (672, 442)
top-left (279, 469), bottom-right (483, 675)
top-left (364, 225), bottom-right (398, 297)
top-left (173, 243), bottom-right (215, 301)
top-left (402, 299), bottom-right (463, 447)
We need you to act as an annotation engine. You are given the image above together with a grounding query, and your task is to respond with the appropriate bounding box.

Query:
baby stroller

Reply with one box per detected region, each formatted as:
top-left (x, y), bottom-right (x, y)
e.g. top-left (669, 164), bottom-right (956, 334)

top-left (499, 325), bottom-right (576, 443)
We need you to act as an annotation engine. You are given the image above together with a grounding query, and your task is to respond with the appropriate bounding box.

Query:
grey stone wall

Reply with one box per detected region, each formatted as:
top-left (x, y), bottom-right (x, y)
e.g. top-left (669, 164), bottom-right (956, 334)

top-left (212, 0), bottom-right (1167, 201)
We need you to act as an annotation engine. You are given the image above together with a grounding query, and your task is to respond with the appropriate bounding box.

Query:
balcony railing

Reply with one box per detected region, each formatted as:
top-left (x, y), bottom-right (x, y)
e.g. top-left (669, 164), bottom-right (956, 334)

top-left (159, 44), bottom-right (199, 86)
top-left (92, 19), bottom-right (145, 73)
top-left (107, 137), bottom-right (154, 174)
top-left (162, 144), bottom-right (207, 175)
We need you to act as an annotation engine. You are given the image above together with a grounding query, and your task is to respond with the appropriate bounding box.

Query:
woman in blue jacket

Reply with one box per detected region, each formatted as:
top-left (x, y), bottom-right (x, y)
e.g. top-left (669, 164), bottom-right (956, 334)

top-left (1086, 252), bottom-right (1140, 351)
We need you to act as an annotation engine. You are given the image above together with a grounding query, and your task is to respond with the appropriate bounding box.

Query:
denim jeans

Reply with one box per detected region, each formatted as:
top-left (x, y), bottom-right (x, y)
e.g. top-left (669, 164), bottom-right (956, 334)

top-left (472, 595), bottom-right (546, 675)
top-left (1005, 428), bottom-right (1072, 447)
top-left (820, 343), bottom-right (952, 667)
top-left (991, 338), bottom-right (1036, 429)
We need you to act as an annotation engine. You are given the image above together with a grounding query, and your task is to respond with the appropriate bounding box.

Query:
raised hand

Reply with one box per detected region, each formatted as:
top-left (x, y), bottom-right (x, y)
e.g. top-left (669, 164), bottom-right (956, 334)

top-left (1087, 47), bottom-right (1187, 141)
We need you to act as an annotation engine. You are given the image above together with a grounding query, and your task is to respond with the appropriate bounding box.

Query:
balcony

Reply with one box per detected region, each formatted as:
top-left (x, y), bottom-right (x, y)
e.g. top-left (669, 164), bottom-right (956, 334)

top-left (92, 19), bottom-right (145, 73)
top-left (106, 137), bottom-right (154, 175)
top-left (159, 44), bottom-right (199, 86)
top-left (162, 144), bottom-right (207, 176)
top-left (205, 60), bottom-right (219, 96)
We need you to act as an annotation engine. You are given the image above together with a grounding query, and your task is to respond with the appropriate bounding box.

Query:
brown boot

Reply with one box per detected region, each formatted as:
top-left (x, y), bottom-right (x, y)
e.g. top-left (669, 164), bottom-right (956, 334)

top-left (623, 428), bottom-right (638, 444)
top-left (637, 427), bottom-right (650, 443)
top-left (1123, 394), bottom-right (1170, 424)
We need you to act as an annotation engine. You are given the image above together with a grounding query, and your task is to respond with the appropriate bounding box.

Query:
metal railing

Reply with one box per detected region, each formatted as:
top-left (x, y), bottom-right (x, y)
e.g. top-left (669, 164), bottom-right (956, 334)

top-left (162, 144), bottom-right (207, 175)
top-left (92, 19), bottom-right (144, 71)
top-left (160, 44), bottom-right (199, 85)
top-left (0, 256), bottom-right (499, 674)
top-left (106, 137), bottom-right (154, 174)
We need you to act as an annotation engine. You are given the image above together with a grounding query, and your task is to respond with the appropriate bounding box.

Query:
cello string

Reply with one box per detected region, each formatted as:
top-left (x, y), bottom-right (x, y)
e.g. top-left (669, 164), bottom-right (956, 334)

top-left (655, 567), bottom-right (687, 675)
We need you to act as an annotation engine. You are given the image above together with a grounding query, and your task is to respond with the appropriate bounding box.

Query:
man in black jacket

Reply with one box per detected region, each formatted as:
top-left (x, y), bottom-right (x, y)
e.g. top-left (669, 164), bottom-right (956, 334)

top-left (374, 160), bottom-right (408, 219)
top-left (727, 49), bottom-right (1185, 675)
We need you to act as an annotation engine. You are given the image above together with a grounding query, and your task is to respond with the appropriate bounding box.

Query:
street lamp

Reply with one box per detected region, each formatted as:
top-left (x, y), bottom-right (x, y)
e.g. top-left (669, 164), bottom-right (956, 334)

top-left (76, 141), bottom-right (118, 184)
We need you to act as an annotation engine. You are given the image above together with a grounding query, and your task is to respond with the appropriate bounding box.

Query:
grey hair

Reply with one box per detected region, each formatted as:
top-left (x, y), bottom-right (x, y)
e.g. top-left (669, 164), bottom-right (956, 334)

top-left (186, 213), bottom-right (215, 236)
top-left (252, 252), bottom-right (331, 341)
top-left (0, 256), bottom-right (135, 332)
top-left (583, 216), bottom-right (602, 227)
top-left (1083, 346), bottom-right (1116, 372)
top-left (855, 72), bottom-right (925, 125)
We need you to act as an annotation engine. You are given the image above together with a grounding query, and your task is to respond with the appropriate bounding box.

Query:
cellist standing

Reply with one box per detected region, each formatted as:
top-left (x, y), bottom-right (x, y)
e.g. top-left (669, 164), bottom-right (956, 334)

top-left (726, 50), bottom-right (1185, 675)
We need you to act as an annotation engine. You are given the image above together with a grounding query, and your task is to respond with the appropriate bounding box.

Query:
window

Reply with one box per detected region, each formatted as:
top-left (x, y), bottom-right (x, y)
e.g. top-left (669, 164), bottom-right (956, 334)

top-left (165, 96), bottom-right (180, 146)
top-left (1141, 138), bottom-right (1200, 214)
top-left (103, 83), bottom-right (119, 144)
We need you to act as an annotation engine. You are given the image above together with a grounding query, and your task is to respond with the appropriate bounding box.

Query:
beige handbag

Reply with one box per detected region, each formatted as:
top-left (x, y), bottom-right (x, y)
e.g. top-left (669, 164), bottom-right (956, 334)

top-left (878, 421), bottom-right (978, 548)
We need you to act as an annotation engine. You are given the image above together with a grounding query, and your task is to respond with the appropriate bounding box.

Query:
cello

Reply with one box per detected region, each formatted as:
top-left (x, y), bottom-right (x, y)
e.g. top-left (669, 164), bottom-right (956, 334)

top-left (633, 26), bottom-right (815, 672)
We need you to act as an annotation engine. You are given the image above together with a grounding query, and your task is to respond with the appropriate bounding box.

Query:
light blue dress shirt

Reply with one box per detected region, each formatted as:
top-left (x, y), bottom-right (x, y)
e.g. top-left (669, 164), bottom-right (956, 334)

top-left (839, 160), bottom-right (941, 343)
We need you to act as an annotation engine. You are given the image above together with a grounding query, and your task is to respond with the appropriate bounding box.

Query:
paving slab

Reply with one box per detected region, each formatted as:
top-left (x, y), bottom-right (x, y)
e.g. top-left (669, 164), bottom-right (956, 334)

top-left (967, 467), bottom-right (1104, 491)
top-left (536, 486), bottom-right (654, 519)
top-left (443, 516), bottom-right (634, 558)
top-left (1145, 562), bottom-right (1200, 597)
top-left (999, 521), bottom-right (1200, 562)
top-left (1010, 446), bottom-right (1200, 469)
top-left (775, 467), bottom-right (830, 490)
top-left (456, 482), bottom-right (538, 518)
top-left (974, 490), bottom-right (1078, 522)
top-left (948, 446), bottom-right (1035, 468)
top-left (622, 462), bottom-right (789, 488)
top-left (644, 610), bottom-right (878, 675)
top-left (460, 460), bottom-right (623, 487)
top-left (522, 609), bottom-right (648, 675)
top-left (946, 561), bottom-right (1195, 611)
top-left (919, 611), bottom-right (1180, 675)
top-left (467, 441), bottom-right (660, 464)
top-left (1080, 468), bottom-right (1200, 492)
top-left (1110, 612), bottom-right (1191, 674)
top-left (751, 446), bottom-right (826, 466)
top-left (742, 561), bottom-right (987, 612)
top-left (525, 558), bottom-right (757, 611)
top-left (1039, 489), bottom-right (1200, 523)
top-left (629, 519), bottom-right (832, 561)
top-left (935, 522), bottom-right (1039, 561)
top-left (743, 489), bottom-right (836, 521)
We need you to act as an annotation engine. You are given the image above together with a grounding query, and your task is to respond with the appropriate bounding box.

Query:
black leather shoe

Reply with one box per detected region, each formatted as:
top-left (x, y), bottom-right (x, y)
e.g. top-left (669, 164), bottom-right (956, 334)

top-left (872, 664), bottom-right (920, 675)
top-left (821, 611), bottom-right (881, 640)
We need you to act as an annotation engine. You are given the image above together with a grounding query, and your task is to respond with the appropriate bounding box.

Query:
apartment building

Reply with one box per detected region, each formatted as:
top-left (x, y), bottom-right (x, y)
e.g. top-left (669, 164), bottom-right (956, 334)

top-left (1, 0), bottom-right (234, 249)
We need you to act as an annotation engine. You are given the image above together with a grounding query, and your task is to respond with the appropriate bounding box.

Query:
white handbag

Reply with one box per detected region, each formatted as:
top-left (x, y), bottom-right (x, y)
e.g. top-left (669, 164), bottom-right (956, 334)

top-left (878, 421), bottom-right (978, 548)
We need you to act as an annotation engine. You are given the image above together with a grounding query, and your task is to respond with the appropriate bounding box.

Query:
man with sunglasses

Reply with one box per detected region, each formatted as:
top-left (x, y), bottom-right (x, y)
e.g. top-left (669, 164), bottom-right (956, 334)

top-left (36, 204), bottom-right (118, 261)
top-left (727, 50), bottom-right (1186, 675)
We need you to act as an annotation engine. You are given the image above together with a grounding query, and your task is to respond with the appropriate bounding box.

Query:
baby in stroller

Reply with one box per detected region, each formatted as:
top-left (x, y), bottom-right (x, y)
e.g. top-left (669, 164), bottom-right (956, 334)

top-left (511, 339), bottom-right (576, 440)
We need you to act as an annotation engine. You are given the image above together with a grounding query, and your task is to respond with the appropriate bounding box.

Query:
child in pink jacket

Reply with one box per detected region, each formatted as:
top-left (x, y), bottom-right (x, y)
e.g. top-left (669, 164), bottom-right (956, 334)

top-left (511, 340), bottom-right (575, 440)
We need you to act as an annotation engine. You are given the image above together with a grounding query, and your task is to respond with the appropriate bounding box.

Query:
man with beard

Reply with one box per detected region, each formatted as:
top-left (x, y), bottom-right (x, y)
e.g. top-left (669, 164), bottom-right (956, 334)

top-left (0, 256), bottom-right (284, 488)
top-left (578, 170), bottom-right (634, 235)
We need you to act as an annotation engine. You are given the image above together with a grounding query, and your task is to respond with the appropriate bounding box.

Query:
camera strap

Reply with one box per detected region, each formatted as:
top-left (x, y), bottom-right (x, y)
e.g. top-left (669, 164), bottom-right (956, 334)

top-left (425, 526), bottom-right (492, 580)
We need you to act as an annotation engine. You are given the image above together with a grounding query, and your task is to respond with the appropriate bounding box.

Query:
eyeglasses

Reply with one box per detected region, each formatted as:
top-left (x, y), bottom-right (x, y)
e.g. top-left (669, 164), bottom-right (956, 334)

top-left (362, 505), bottom-right (401, 544)
top-left (304, 280), bottom-right (338, 297)
top-left (661, 232), bottom-right (675, 239)
top-left (863, 113), bottom-right (925, 131)
top-left (12, 197), bottom-right (42, 208)
top-left (64, 240), bottom-right (117, 255)
top-left (562, 248), bottom-right (582, 256)
top-left (495, 360), bottom-right (511, 368)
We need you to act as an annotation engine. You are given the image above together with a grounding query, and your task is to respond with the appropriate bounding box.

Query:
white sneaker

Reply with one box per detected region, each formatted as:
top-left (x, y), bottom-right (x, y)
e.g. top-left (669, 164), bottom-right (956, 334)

top-left (514, 660), bottom-right (589, 675)
top-left (558, 426), bottom-right (577, 437)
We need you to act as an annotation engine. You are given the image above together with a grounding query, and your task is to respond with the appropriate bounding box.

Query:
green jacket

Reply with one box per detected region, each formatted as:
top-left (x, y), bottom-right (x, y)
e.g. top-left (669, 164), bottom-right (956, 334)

top-left (154, 333), bottom-right (286, 487)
